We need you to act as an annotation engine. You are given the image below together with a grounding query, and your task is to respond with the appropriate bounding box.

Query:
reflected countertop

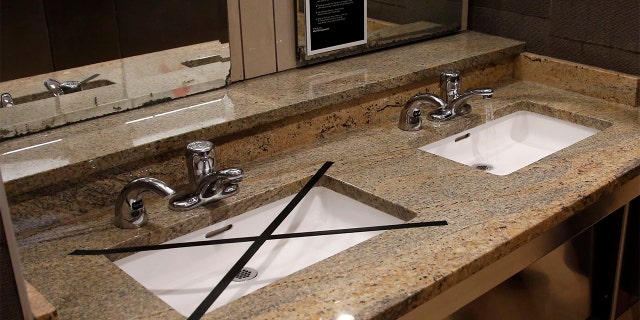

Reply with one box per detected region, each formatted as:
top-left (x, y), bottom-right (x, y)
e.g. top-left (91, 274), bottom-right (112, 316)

top-left (0, 41), bottom-right (230, 139)
top-left (2, 32), bottom-right (640, 319)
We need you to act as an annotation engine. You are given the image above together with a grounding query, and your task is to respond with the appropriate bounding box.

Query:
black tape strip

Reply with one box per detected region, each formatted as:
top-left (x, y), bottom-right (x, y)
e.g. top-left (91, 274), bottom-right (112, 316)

top-left (69, 220), bottom-right (448, 256)
top-left (188, 161), bottom-right (334, 319)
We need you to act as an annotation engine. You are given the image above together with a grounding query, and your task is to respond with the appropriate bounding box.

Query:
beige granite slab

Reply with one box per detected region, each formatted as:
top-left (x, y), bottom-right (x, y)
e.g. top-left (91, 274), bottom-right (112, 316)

top-left (515, 52), bottom-right (640, 107)
top-left (1, 31), bottom-right (639, 319)
top-left (16, 86), bottom-right (640, 319)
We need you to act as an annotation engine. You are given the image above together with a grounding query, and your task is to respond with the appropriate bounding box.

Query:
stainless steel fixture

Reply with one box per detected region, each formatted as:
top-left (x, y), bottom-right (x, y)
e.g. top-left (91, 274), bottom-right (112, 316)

top-left (398, 71), bottom-right (494, 130)
top-left (114, 140), bottom-right (243, 229)
top-left (43, 74), bottom-right (100, 96)
top-left (1, 93), bottom-right (15, 107)
top-left (114, 177), bottom-right (176, 229)
top-left (43, 79), bottom-right (63, 97)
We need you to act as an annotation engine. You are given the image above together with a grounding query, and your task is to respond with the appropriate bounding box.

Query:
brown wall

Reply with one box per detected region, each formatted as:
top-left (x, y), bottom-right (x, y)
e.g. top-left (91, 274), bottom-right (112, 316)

top-left (468, 0), bottom-right (640, 75)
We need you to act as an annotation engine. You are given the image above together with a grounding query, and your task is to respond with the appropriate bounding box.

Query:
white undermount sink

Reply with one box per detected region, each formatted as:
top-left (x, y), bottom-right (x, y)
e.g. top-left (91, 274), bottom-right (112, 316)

top-left (419, 111), bottom-right (600, 175)
top-left (115, 186), bottom-right (403, 316)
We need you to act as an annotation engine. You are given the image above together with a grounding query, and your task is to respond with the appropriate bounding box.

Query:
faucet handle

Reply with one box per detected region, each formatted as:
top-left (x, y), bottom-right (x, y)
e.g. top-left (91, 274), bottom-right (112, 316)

top-left (440, 70), bottom-right (460, 104)
top-left (187, 140), bottom-right (214, 156)
top-left (186, 140), bottom-right (215, 186)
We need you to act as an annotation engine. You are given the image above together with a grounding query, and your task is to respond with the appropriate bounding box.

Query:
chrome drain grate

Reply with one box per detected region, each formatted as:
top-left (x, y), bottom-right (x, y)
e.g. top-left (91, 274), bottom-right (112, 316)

top-left (232, 267), bottom-right (258, 282)
top-left (472, 163), bottom-right (493, 171)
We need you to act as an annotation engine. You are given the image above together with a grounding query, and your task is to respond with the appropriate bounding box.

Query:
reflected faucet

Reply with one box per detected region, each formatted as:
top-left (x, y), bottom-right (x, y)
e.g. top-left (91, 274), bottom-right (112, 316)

top-left (1, 93), bottom-right (15, 108)
top-left (114, 141), bottom-right (243, 229)
top-left (44, 74), bottom-right (100, 96)
top-left (398, 71), bottom-right (494, 130)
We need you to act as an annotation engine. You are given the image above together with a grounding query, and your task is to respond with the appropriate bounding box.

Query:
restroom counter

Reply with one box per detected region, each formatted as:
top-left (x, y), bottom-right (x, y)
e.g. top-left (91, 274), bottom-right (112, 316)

top-left (3, 32), bottom-right (640, 319)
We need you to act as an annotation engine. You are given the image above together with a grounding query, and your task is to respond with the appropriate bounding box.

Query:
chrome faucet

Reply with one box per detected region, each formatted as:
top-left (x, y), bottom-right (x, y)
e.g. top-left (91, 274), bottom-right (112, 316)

top-left (114, 141), bottom-right (243, 229)
top-left (398, 71), bottom-right (494, 130)
top-left (44, 74), bottom-right (100, 96)
top-left (1, 93), bottom-right (15, 108)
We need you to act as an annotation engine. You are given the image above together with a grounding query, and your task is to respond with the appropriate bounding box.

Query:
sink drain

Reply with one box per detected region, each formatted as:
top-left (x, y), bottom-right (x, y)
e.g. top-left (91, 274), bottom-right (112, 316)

top-left (233, 267), bottom-right (258, 282)
top-left (472, 163), bottom-right (494, 171)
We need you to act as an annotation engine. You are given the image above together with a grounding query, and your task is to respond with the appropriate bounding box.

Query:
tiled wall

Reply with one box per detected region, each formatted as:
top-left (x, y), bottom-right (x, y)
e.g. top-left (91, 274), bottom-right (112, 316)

top-left (468, 0), bottom-right (640, 76)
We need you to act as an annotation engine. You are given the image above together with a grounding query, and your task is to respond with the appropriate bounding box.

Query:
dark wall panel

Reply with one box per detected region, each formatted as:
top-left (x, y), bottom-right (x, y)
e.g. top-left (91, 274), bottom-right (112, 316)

top-left (470, 0), bottom-right (550, 18)
top-left (1, 1), bottom-right (228, 80)
top-left (469, 6), bottom-right (549, 54)
top-left (0, 0), bottom-right (53, 81)
top-left (116, 0), bottom-right (229, 57)
top-left (368, 0), bottom-right (462, 26)
top-left (44, 0), bottom-right (121, 70)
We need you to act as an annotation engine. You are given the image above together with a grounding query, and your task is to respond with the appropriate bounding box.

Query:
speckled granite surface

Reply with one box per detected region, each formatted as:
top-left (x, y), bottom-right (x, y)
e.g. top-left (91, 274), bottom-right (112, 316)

top-left (516, 52), bottom-right (640, 107)
top-left (1, 32), bottom-right (639, 319)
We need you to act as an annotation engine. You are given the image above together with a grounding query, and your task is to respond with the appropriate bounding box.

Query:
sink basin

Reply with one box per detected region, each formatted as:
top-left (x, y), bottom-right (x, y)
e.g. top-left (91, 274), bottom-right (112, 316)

top-left (114, 186), bottom-right (403, 316)
top-left (419, 111), bottom-right (600, 175)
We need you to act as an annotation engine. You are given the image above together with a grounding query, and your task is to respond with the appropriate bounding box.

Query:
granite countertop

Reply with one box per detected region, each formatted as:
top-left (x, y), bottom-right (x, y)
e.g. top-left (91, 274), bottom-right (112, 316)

top-left (3, 32), bottom-right (639, 319)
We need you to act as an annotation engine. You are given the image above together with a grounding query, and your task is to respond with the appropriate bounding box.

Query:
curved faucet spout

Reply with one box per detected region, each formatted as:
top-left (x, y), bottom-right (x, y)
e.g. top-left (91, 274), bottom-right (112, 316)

top-left (114, 177), bottom-right (176, 229)
top-left (169, 168), bottom-right (243, 211)
top-left (398, 93), bottom-right (446, 131)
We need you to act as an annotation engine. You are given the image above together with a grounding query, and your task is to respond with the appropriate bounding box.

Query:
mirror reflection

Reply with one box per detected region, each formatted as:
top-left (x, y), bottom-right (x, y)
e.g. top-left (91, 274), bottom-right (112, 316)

top-left (0, 0), bottom-right (230, 140)
top-left (297, 0), bottom-right (462, 64)
top-left (0, 0), bottom-right (463, 141)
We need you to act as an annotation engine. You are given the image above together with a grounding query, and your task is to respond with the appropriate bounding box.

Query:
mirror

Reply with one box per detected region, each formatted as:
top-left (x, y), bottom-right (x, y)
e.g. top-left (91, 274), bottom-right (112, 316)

top-left (0, 0), bottom-right (464, 141)
top-left (0, 1), bottom-right (230, 140)
top-left (297, 0), bottom-right (463, 64)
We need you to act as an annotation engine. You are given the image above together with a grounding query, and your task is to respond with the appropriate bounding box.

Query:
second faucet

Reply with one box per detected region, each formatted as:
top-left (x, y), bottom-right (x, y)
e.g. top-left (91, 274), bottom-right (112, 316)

top-left (398, 70), bottom-right (494, 130)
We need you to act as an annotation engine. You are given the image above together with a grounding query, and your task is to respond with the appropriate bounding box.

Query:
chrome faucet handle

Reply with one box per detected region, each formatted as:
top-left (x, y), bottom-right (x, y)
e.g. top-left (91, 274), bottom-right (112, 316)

top-left (186, 140), bottom-right (215, 187)
top-left (198, 168), bottom-right (243, 200)
top-left (440, 70), bottom-right (460, 105)
top-left (398, 93), bottom-right (446, 130)
top-left (168, 167), bottom-right (243, 211)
